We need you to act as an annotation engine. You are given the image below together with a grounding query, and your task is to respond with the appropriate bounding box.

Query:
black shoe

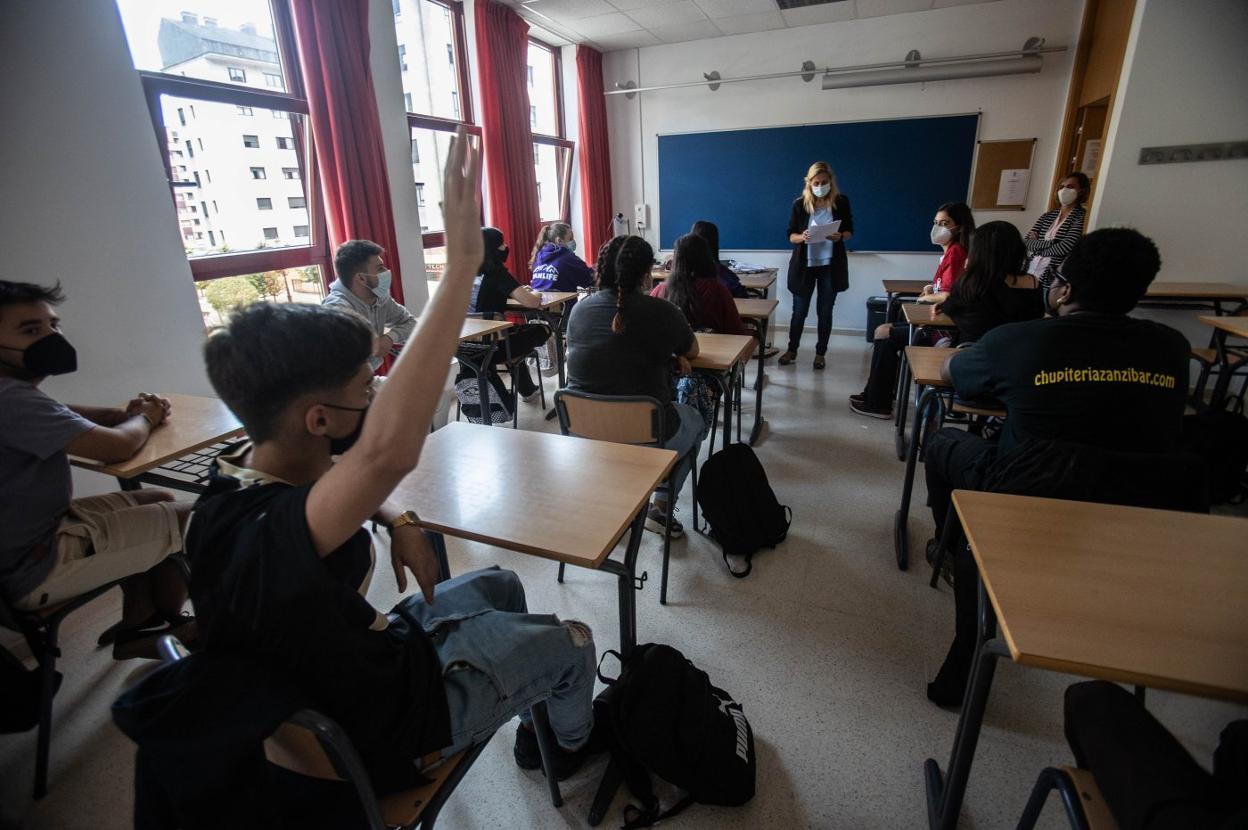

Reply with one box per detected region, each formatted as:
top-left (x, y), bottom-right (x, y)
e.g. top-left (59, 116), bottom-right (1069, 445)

top-left (849, 392), bottom-right (866, 406)
top-left (924, 537), bottom-right (940, 566)
top-left (849, 400), bottom-right (892, 419)
top-left (926, 653), bottom-right (969, 709)
top-left (513, 723), bottom-right (593, 781)
top-left (97, 612), bottom-right (163, 648)
top-left (113, 615), bottom-right (198, 661)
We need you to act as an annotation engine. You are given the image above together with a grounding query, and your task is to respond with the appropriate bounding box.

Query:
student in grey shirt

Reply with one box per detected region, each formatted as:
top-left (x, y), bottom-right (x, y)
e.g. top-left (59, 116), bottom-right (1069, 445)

top-left (0, 281), bottom-right (194, 658)
top-left (322, 239), bottom-right (416, 372)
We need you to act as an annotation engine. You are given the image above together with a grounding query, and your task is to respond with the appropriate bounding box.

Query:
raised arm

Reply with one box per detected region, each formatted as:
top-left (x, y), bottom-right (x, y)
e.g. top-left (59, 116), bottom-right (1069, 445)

top-left (304, 129), bottom-right (483, 556)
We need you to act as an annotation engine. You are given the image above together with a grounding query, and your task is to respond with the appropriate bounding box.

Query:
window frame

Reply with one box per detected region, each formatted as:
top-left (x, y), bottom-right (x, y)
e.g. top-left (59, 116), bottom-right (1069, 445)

top-left (135, 0), bottom-right (330, 285)
top-left (527, 35), bottom-right (573, 225)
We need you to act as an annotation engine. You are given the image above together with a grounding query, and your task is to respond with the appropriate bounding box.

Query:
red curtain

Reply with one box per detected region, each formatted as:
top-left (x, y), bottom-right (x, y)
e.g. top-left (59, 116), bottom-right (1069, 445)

top-left (576, 45), bottom-right (613, 263)
top-left (475, 0), bottom-right (540, 284)
top-left (290, 0), bottom-right (407, 307)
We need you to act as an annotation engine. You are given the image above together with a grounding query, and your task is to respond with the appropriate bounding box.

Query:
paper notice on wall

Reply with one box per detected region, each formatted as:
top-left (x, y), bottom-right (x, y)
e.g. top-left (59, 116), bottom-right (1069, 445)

top-left (996, 169), bottom-right (1030, 206)
top-left (1082, 140), bottom-right (1102, 177)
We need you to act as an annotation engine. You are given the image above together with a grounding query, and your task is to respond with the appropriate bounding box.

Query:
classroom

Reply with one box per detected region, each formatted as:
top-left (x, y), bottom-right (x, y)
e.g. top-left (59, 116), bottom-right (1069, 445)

top-left (1, 0), bottom-right (1246, 828)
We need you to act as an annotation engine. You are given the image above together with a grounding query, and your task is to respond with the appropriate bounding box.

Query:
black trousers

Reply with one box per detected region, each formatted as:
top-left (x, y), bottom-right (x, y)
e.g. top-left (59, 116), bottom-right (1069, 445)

top-left (457, 323), bottom-right (550, 400)
top-left (862, 323), bottom-right (910, 410)
top-left (1064, 680), bottom-right (1248, 829)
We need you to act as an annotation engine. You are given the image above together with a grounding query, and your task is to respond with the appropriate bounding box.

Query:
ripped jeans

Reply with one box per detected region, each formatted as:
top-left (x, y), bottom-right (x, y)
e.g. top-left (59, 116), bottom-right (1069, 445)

top-left (390, 567), bottom-right (596, 756)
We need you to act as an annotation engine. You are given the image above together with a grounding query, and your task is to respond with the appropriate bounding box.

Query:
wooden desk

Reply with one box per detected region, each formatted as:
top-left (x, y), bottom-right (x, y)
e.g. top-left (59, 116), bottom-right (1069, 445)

top-left (925, 491), bottom-right (1248, 830)
top-left (902, 302), bottom-right (956, 330)
top-left (1144, 281), bottom-right (1248, 310)
top-left (459, 317), bottom-right (511, 340)
top-left (734, 298), bottom-right (780, 445)
top-left (70, 393), bottom-right (244, 493)
top-left (739, 271), bottom-right (778, 296)
top-left (1199, 315), bottom-right (1248, 408)
top-left (507, 291), bottom-right (579, 394)
top-left (506, 290), bottom-right (578, 311)
top-left (692, 333), bottom-right (756, 452)
top-left (390, 422), bottom-right (676, 654)
top-left (883, 279), bottom-right (929, 301)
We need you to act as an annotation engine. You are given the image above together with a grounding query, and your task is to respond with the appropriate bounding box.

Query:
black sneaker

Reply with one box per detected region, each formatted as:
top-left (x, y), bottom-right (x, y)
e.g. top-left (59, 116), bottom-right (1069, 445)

top-left (113, 616), bottom-right (198, 661)
top-left (849, 392), bottom-right (867, 406)
top-left (644, 506), bottom-right (684, 538)
top-left (513, 724), bottom-right (592, 780)
top-left (849, 400), bottom-right (892, 420)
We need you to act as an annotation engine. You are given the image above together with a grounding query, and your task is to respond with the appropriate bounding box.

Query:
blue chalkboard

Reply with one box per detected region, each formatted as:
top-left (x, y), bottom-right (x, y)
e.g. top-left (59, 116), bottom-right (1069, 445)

top-left (658, 114), bottom-right (979, 252)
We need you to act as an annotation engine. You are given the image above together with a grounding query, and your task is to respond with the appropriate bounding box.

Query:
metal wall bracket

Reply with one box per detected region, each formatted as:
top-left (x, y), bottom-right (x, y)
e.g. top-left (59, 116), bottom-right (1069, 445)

top-left (704, 71), bottom-right (721, 91)
top-left (1139, 140), bottom-right (1248, 165)
top-left (800, 60), bottom-right (816, 83)
top-left (616, 80), bottom-right (637, 100)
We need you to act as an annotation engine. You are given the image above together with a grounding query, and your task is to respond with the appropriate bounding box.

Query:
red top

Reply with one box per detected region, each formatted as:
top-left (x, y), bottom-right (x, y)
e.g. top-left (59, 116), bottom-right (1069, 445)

top-left (650, 278), bottom-right (749, 336)
top-left (932, 243), bottom-right (968, 294)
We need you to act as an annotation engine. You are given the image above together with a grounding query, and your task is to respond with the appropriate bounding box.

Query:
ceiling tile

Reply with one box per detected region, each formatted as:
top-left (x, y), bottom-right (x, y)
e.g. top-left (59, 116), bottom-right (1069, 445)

top-left (606, 0), bottom-right (673, 9)
top-left (591, 29), bottom-right (663, 51)
top-left (692, 0), bottom-right (777, 17)
top-left (566, 11), bottom-right (645, 36)
top-left (854, 0), bottom-right (933, 18)
top-left (932, 0), bottom-right (1000, 6)
top-left (780, 2), bottom-right (856, 27)
top-left (713, 10), bottom-right (787, 34)
top-left (648, 19), bottom-right (724, 43)
top-left (625, 0), bottom-right (708, 28)
top-left (521, 0), bottom-right (617, 19)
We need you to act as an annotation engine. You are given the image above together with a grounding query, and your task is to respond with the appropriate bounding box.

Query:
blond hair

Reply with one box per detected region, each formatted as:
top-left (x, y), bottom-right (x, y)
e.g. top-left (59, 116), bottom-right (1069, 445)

top-left (801, 161), bottom-right (839, 215)
top-left (529, 222), bottom-right (573, 269)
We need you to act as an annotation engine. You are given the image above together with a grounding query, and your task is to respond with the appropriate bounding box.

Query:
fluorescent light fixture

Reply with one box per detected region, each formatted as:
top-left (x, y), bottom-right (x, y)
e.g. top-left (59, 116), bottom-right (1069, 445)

top-left (822, 54), bottom-right (1042, 90)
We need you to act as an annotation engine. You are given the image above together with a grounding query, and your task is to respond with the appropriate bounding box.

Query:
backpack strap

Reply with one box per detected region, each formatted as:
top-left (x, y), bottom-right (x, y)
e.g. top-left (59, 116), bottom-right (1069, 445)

top-left (723, 549), bottom-right (753, 579)
top-left (596, 649), bottom-right (623, 685)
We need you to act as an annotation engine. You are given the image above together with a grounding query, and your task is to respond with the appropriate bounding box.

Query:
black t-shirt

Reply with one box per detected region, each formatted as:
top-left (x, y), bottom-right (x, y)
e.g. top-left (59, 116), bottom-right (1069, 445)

top-left (187, 472), bottom-right (451, 786)
top-left (940, 278), bottom-right (1043, 344)
top-left (471, 265), bottom-right (520, 315)
top-left (949, 313), bottom-right (1190, 455)
top-left (566, 290), bottom-right (696, 439)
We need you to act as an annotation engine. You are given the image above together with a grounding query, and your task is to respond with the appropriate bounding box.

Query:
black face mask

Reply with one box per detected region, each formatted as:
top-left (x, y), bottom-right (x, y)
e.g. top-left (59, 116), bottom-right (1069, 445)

top-left (498, 246), bottom-right (510, 264)
top-left (322, 403), bottom-right (368, 455)
top-left (0, 332), bottom-right (78, 378)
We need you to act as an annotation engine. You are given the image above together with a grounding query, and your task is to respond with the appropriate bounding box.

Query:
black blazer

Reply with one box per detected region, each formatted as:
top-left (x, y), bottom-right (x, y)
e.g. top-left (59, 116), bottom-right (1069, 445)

top-left (787, 194), bottom-right (853, 294)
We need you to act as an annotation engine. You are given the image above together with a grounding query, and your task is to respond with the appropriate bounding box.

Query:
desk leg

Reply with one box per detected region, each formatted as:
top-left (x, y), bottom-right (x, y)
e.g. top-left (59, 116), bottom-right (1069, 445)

top-left (749, 318), bottom-right (768, 445)
top-left (1208, 328), bottom-right (1235, 410)
top-left (894, 387), bottom-right (944, 570)
top-left (597, 508), bottom-right (647, 658)
top-left (736, 363), bottom-right (743, 444)
top-left (544, 306), bottom-right (569, 422)
top-left (925, 578), bottom-right (1009, 830)
top-left (460, 341), bottom-right (498, 427)
top-left (895, 350), bottom-right (913, 461)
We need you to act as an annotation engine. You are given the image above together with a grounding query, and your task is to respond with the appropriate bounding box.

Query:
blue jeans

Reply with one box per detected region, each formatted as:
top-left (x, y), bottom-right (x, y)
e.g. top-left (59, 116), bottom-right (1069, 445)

top-left (656, 402), bottom-right (708, 504)
top-left (788, 264), bottom-right (837, 355)
top-left (390, 567), bottom-right (596, 756)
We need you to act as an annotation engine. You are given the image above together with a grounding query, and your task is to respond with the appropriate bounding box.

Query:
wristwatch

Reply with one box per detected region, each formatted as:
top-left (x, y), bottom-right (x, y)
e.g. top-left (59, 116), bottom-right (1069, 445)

top-left (386, 510), bottom-right (421, 533)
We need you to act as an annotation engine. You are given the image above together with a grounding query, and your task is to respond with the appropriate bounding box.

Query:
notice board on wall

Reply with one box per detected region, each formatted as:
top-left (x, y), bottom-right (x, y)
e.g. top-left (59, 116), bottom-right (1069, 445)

top-left (657, 113), bottom-right (980, 253)
top-left (970, 138), bottom-right (1037, 211)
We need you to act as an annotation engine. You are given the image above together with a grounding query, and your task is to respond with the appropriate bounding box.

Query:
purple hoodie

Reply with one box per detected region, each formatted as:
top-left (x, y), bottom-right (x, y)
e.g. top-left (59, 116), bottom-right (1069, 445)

top-left (531, 243), bottom-right (594, 292)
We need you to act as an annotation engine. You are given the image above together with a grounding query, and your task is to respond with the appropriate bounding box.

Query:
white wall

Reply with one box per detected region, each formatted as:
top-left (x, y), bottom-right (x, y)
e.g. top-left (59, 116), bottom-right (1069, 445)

top-left (1091, 0), bottom-right (1248, 341)
top-left (0, 0), bottom-right (211, 403)
top-left (602, 0), bottom-right (1083, 332)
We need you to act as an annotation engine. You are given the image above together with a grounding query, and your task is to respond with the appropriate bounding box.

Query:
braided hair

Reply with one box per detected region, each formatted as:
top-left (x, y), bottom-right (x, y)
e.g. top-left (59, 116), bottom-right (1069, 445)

top-left (603, 235), bottom-right (653, 333)
top-left (594, 235), bottom-right (628, 290)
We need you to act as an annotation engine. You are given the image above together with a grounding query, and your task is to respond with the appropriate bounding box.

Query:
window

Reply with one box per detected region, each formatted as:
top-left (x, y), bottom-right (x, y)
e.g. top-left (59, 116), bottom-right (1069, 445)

top-left (527, 65), bottom-right (534, 87)
top-left (533, 145), bottom-right (540, 166)
top-left (228, 67), bottom-right (247, 82)
top-left (208, 230), bottom-right (216, 245)
top-left (416, 184), bottom-right (425, 207)
top-left (535, 182), bottom-right (542, 204)
top-left (264, 72), bottom-right (283, 88)
top-left (293, 225), bottom-right (309, 237)
top-left (410, 140), bottom-right (419, 164)
top-left (405, 92), bottom-right (413, 112)
top-left (272, 108), bottom-right (288, 119)
top-left (529, 105), bottom-right (536, 129)
top-left (205, 169), bottom-right (212, 183)
top-left (282, 167), bottom-right (299, 180)
top-left (528, 37), bottom-right (572, 223)
top-left (257, 197), bottom-right (273, 210)
top-left (198, 138), bottom-right (204, 150)
top-left (176, 107), bottom-right (186, 126)
top-left (447, 43), bottom-right (454, 64)
top-left (262, 227), bottom-right (279, 240)
top-left (276, 136), bottom-right (293, 149)
top-left (236, 105), bottom-right (254, 116)
top-left (250, 166), bottom-right (267, 179)
top-left (398, 44), bottom-right (407, 71)
top-left (243, 134), bottom-right (260, 148)
top-left (451, 91), bottom-right (460, 117)
top-left (288, 196), bottom-right (306, 208)
top-left (185, 140), bottom-right (194, 158)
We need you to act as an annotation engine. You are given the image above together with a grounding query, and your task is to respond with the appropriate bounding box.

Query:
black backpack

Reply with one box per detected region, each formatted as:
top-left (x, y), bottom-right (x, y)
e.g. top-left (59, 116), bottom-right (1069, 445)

top-left (594, 643), bottom-right (756, 828)
top-left (696, 443), bottom-right (792, 576)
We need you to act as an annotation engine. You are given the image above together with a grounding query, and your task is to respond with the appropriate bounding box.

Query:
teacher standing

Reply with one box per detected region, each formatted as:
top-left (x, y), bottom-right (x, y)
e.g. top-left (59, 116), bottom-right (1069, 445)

top-left (781, 161), bottom-right (853, 370)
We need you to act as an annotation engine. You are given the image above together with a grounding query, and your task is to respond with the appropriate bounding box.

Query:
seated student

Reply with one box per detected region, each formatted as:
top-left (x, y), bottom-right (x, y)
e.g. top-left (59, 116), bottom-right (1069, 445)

top-left (849, 202), bottom-right (974, 418)
top-left (529, 222), bottom-right (594, 292)
top-left (0, 280), bottom-right (193, 659)
top-left (322, 239), bottom-right (416, 372)
top-left (923, 229), bottom-right (1189, 705)
top-left (465, 227), bottom-right (550, 404)
top-left (190, 136), bottom-right (598, 796)
top-left (650, 233), bottom-right (749, 336)
top-left (566, 236), bottom-right (706, 536)
top-left (690, 220), bottom-right (749, 299)
top-left (1062, 680), bottom-right (1248, 829)
top-left (932, 221), bottom-right (1042, 344)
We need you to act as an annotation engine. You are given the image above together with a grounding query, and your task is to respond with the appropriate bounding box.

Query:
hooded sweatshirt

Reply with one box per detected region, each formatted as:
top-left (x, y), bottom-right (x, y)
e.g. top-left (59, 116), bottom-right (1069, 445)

top-left (531, 242), bottom-right (595, 292)
top-left (322, 279), bottom-right (416, 370)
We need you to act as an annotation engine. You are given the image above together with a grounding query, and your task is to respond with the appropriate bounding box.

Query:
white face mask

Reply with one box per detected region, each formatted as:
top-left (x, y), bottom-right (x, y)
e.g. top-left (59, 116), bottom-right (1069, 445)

top-left (1057, 187), bottom-right (1078, 206)
top-left (811, 183), bottom-right (831, 199)
top-left (370, 269), bottom-right (392, 300)
top-left (931, 225), bottom-right (953, 246)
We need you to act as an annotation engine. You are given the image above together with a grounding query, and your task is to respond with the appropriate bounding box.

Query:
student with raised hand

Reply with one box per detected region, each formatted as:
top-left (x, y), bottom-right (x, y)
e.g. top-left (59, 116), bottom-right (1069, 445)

top-left (1025, 172), bottom-right (1089, 289)
top-left (689, 220), bottom-right (748, 299)
top-left (0, 280), bottom-right (194, 659)
top-left (187, 132), bottom-right (601, 793)
top-left (322, 239), bottom-right (416, 372)
top-left (470, 226), bottom-right (550, 402)
top-left (566, 235), bottom-right (706, 536)
top-left (529, 222), bottom-right (594, 292)
top-left (650, 233), bottom-right (749, 336)
top-left (848, 202), bottom-right (974, 419)
top-left (780, 162), bottom-right (854, 370)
